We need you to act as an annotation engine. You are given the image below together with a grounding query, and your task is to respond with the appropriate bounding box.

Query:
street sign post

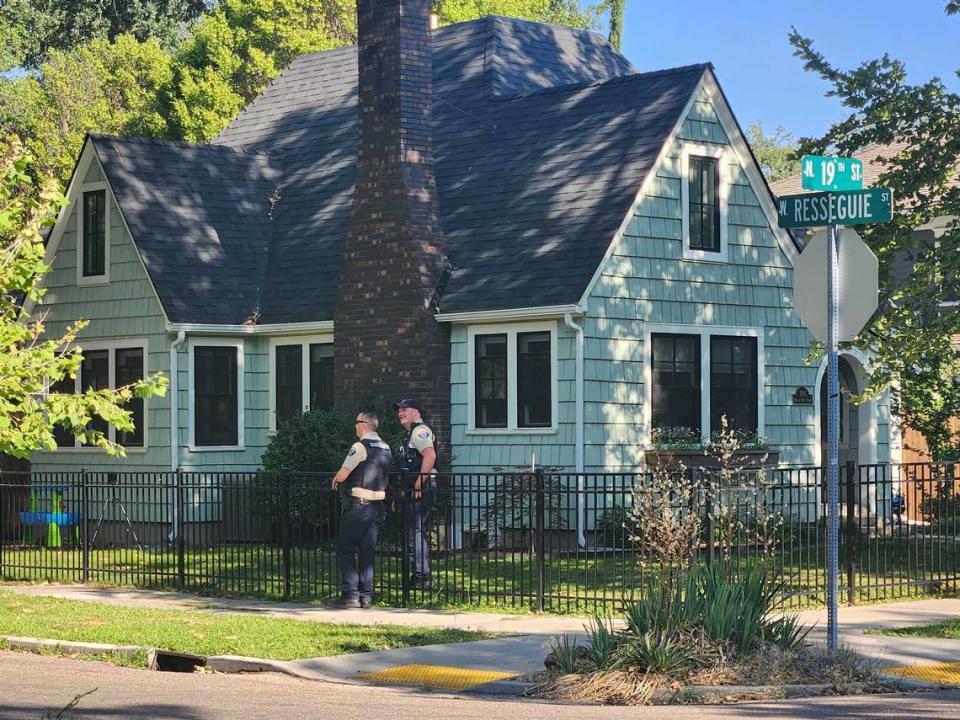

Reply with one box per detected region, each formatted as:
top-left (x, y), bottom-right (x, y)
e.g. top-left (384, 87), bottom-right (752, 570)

top-left (777, 188), bottom-right (894, 228)
top-left (801, 154), bottom-right (864, 192)
top-left (780, 157), bottom-right (890, 655)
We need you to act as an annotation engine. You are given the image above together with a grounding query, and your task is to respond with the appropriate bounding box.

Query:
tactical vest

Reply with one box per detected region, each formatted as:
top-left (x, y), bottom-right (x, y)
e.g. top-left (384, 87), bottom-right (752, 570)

top-left (346, 438), bottom-right (392, 494)
top-left (399, 422), bottom-right (428, 474)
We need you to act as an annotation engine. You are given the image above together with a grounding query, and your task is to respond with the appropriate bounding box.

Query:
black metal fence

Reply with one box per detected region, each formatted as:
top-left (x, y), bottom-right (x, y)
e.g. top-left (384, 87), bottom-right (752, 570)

top-left (1, 462), bottom-right (958, 612)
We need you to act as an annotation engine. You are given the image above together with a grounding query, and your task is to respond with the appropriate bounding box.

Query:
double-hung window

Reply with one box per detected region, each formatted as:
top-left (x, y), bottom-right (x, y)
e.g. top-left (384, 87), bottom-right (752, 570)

top-left (648, 328), bottom-right (761, 444)
top-left (193, 345), bottom-right (241, 447)
top-left (710, 336), bottom-right (758, 433)
top-left (270, 338), bottom-right (334, 429)
top-left (471, 324), bottom-right (556, 431)
top-left (681, 144), bottom-right (727, 262)
top-left (651, 334), bottom-right (701, 437)
top-left (52, 342), bottom-right (147, 449)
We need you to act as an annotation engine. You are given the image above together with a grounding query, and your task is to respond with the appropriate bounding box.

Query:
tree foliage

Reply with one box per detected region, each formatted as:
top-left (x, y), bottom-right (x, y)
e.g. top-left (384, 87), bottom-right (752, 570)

top-left (166, 0), bottom-right (356, 141)
top-left (747, 122), bottom-right (797, 183)
top-left (605, 0), bottom-right (625, 50)
top-left (0, 35), bottom-right (173, 181)
top-left (434, 0), bottom-right (600, 28)
top-left (0, 0), bottom-right (210, 71)
top-left (1, 0), bottom-right (599, 182)
top-left (0, 139), bottom-right (168, 458)
top-left (788, 29), bottom-right (960, 460)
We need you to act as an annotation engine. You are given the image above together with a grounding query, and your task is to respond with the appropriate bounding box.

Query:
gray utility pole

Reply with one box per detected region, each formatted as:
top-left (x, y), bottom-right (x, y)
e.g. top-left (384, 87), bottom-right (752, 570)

top-left (825, 217), bottom-right (840, 652)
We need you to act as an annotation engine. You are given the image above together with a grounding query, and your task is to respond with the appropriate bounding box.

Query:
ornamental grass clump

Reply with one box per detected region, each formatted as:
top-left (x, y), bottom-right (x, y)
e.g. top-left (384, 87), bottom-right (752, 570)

top-left (537, 563), bottom-right (827, 705)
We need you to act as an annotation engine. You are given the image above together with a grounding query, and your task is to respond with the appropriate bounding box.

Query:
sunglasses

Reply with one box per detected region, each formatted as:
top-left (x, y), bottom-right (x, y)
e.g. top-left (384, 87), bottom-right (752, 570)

top-left (355, 419), bottom-right (368, 425)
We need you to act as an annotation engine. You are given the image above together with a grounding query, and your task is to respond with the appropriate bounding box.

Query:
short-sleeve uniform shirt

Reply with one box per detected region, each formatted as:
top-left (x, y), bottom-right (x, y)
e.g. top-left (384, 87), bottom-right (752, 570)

top-left (341, 432), bottom-right (383, 471)
top-left (409, 424), bottom-right (435, 454)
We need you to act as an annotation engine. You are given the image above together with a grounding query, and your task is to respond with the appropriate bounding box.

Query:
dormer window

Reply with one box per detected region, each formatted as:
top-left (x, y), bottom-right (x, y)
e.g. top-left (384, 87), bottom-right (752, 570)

top-left (82, 190), bottom-right (106, 277)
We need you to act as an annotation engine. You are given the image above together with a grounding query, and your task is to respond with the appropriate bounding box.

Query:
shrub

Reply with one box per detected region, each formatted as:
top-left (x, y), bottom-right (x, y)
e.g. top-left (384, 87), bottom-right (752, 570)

top-left (584, 615), bottom-right (620, 670)
top-left (595, 503), bottom-right (637, 549)
top-left (253, 409), bottom-right (407, 535)
top-left (262, 409), bottom-right (405, 473)
top-left (612, 631), bottom-right (695, 674)
top-left (622, 572), bottom-right (702, 637)
top-left (546, 635), bottom-right (583, 674)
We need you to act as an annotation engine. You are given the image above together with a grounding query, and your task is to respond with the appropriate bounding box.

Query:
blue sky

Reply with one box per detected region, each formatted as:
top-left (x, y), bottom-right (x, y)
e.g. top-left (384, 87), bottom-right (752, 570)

top-left (617, 1), bottom-right (959, 141)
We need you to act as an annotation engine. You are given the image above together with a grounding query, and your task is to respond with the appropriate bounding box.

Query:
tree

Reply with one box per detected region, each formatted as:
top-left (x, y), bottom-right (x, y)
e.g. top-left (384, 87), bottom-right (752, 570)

top-left (747, 122), bottom-right (797, 184)
top-left (0, 35), bottom-right (173, 182)
top-left (165, 0), bottom-right (356, 142)
top-left (434, 0), bottom-right (600, 28)
top-left (0, 0), bottom-right (210, 71)
top-left (0, 138), bottom-right (168, 458)
top-left (606, 0), bottom-right (625, 50)
top-left (788, 29), bottom-right (960, 460)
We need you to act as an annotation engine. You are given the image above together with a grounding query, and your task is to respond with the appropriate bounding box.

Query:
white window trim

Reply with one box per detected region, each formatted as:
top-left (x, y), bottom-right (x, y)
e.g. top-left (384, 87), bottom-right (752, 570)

top-left (681, 143), bottom-right (729, 264)
top-left (76, 181), bottom-right (111, 287)
top-left (188, 338), bottom-right (245, 452)
top-left (268, 334), bottom-right (334, 432)
top-left (642, 323), bottom-right (764, 446)
top-left (466, 321), bottom-right (559, 435)
top-left (51, 338), bottom-right (149, 453)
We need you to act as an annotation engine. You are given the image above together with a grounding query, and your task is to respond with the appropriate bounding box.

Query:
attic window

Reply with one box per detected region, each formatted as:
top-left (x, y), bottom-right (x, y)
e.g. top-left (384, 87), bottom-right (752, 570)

top-left (681, 144), bottom-right (728, 263)
top-left (82, 190), bottom-right (106, 277)
top-left (688, 156), bottom-right (720, 252)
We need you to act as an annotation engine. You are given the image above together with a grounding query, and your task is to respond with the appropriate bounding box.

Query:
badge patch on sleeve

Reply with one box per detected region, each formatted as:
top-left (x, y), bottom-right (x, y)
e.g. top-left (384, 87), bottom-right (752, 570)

top-left (418, 431), bottom-right (430, 439)
top-left (348, 447), bottom-right (357, 455)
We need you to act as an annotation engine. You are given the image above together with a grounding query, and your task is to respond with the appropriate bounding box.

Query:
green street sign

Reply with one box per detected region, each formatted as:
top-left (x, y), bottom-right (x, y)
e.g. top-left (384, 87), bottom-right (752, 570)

top-left (777, 188), bottom-right (894, 228)
top-left (801, 155), bottom-right (864, 191)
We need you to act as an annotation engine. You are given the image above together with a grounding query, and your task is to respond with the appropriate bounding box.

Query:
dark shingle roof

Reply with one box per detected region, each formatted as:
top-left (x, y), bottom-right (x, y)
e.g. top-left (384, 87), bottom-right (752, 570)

top-left (92, 16), bottom-right (705, 323)
top-left (92, 136), bottom-right (281, 324)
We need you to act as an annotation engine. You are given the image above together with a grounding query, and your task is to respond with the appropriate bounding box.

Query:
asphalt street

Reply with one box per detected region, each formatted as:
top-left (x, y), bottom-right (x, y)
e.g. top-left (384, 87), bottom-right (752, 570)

top-left (2, 652), bottom-right (959, 720)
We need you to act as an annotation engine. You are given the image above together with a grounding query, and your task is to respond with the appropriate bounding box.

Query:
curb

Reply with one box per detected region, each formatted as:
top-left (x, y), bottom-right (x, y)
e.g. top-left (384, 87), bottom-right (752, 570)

top-left (462, 679), bottom-right (534, 697)
top-left (207, 655), bottom-right (365, 685)
top-left (879, 673), bottom-right (955, 690)
top-left (4, 635), bottom-right (144, 659)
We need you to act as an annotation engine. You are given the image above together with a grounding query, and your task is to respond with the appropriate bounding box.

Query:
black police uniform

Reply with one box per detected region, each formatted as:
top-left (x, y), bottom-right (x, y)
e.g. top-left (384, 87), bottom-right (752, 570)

top-left (399, 421), bottom-right (437, 587)
top-left (337, 434), bottom-right (391, 604)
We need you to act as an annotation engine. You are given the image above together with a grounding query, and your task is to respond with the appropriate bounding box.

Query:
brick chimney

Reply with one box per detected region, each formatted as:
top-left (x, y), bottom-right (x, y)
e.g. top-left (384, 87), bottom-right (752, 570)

top-left (334, 0), bottom-right (450, 445)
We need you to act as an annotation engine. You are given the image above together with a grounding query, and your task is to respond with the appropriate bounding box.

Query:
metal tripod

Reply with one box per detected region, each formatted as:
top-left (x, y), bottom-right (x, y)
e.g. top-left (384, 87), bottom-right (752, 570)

top-left (90, 490), bottom-right (143, 551)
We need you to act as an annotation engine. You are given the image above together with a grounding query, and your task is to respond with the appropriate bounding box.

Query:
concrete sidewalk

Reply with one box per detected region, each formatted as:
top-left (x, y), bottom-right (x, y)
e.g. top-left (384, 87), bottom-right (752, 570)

top-left (4, 583), bottom-right (960, 690)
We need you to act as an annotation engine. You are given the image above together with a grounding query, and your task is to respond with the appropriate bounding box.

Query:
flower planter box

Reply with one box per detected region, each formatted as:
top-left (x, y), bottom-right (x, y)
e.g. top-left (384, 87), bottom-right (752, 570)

top-left (644, 448), bottom-right (780, 471)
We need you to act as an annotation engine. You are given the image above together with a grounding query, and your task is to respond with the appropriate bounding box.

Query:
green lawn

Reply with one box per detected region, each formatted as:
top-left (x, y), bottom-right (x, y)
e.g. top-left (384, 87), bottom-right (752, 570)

top-left (2, 535), bottom-right (957, 613)
top-left (871, 619), bottom-right (960, 639)
top-left (0, 590), bottom-right (495, 662)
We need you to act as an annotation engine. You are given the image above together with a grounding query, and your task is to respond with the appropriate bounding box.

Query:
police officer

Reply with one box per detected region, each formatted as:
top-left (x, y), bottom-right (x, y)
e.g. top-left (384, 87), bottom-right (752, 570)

top-left (395, 399), bottom-right (437, 590)
top-left (329, 411), bottom-right (391, 609)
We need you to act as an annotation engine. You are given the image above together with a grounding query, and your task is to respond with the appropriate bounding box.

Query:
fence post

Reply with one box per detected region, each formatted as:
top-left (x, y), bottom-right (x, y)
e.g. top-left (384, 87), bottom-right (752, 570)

top-left (81, 470), bottom-right (89, 584)
top-left (281, 473), bottom-right (291, 602)
top-left (175, 469), bottom-right (185, 590)
top-left (534, 469), bottom-right (545, 613)
top-left (699, 468), bottom-right (714, 568)
top-left (845, 461), bottom-right (857, 605)
top-left (400, 477), bottom-right (410, 608)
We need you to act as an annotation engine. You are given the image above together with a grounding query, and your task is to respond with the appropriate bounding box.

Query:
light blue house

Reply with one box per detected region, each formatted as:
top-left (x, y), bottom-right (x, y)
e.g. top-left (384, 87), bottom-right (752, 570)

top-left (28, 16), bottom-right (892, 486)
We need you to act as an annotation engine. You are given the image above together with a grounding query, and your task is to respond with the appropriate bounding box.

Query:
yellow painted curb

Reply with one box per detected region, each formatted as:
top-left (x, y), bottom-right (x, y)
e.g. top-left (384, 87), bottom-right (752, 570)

top-left (885, 662), bottom-right (960, 685)
top-left (356, 663), bottom-right (516, 690)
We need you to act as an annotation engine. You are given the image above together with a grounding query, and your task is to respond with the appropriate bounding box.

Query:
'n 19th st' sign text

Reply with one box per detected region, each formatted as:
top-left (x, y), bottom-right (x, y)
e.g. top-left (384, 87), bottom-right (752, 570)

top-left (777, 188), bottom-right (894, 228)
